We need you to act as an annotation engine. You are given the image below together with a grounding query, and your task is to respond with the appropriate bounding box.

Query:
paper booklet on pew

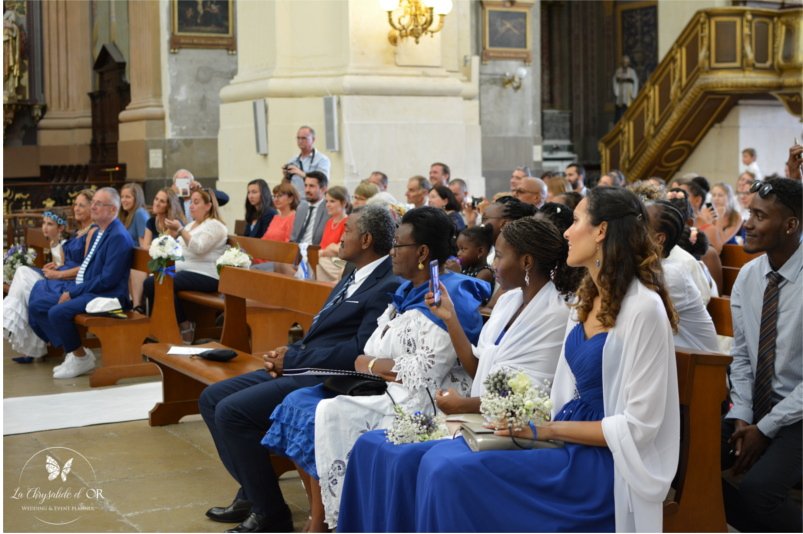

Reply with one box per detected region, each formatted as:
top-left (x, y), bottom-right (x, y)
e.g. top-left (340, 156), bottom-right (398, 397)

top-left (282, 367), bottom-right (384, 381)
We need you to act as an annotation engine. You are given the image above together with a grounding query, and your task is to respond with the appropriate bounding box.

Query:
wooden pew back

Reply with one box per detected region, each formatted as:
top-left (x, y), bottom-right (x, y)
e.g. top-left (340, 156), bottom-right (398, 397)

top-left (720, 266), bottom-right (740, 296)
top-left (664, 350), bottom-right (732, 532)
top-left (706, 296), bottom-right (733, 337)
top-left (227, 235), bottom-right (321, 272)
top-left (720, 244), bottom-right (762, 269)
top-left (24, 226), bottom-right (49, 268)
top-left (218, 266), bottom-right (333, 353)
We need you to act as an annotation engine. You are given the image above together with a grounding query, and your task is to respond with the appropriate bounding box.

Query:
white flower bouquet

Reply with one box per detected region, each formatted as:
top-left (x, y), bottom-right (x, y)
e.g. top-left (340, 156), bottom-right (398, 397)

top-left (148, 234), bottom-right (183, 284)
top-left (216, 245), bottom-right (252, 275)
top-left (3, 245), bottom-right (37, 284)
top-left (386, 405), bottom-right (447, 445)
top-left (480, 369), bottom-right (552, 431)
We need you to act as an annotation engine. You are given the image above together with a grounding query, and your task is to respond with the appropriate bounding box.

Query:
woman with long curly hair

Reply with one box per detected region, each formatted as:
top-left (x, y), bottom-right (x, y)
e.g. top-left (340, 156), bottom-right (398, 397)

top-left (339, 187), bottom-right (680, 532)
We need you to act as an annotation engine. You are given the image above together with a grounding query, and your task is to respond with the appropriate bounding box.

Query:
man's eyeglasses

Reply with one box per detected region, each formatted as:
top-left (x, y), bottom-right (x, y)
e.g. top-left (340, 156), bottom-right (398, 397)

top-left (91, 201), bottom-right (114, 207)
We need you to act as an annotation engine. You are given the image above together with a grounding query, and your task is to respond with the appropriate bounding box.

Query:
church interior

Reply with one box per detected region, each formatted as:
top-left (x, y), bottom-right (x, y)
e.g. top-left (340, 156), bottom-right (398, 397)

top-left (3, 0), bottom-right (802, 532)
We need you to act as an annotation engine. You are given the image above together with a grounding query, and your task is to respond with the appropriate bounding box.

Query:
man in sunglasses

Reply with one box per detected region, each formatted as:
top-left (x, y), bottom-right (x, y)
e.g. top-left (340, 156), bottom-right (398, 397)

top-left (722, 177), bottom-right (802, 532)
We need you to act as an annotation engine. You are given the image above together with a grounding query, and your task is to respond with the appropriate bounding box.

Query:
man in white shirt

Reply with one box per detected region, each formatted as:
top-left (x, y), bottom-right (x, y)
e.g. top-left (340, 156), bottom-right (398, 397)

top-left (290, 171), bottom-right (328, 246)
top-left (722, 178), bottom-right (801, 533)
top-left (284, 126), bottom-right (331, 196)
top-left (512, 177), bottom-right (546, 208)
top-left (366, 171), bottom-right (388, 192)
top-left (405, 176), bottom-right (430, 209)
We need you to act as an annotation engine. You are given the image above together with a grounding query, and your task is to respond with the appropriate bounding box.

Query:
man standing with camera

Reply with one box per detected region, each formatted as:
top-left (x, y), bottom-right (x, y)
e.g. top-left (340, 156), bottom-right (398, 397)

top-left (284, 126), bottom-right (331, 196)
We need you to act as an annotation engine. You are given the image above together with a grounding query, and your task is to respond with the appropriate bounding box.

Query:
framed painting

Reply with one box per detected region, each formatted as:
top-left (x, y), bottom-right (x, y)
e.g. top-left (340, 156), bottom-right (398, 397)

top-left (170, 0), bottom-right (236, 53)
top-left (481, 1), bottom-right (532, 63)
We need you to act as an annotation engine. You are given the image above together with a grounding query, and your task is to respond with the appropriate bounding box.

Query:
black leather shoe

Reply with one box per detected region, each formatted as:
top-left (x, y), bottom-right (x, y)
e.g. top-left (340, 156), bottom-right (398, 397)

top-left (206, 498), bottom-right (252, 523)
top-left (225, 512), bottom-right (294, 533)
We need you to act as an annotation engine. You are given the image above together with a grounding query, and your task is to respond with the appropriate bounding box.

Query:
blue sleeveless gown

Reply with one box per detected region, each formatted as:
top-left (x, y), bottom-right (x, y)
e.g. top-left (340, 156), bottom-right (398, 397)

top-left (339, 322), bottom-right (614, 532)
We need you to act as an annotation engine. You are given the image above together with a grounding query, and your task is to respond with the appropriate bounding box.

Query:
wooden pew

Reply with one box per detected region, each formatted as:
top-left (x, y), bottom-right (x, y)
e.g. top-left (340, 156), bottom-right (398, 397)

top-left (75, 248), bottom-right (182, 387)
top-left (143, 266), bottom-right (333, 426)
top-left (178, 236), bottom-right (324, 340)
top-left (706, 296), bottom-right (733, 337)
top-left (664, 350), bottom-right (732, 532)
top-left (720, 266), bottom-right (740, 296)
top-left (720, 244), bottom-right (762, 269)
top-left (25, 225), bottom-right (49, 268)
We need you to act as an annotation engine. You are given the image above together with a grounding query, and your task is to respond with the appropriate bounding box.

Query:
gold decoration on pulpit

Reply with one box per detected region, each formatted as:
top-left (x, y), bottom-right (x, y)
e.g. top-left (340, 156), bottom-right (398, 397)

top-left (42, 198), bottom-right (56, 209)
top-left (599, 6), bottom-right (802, 182)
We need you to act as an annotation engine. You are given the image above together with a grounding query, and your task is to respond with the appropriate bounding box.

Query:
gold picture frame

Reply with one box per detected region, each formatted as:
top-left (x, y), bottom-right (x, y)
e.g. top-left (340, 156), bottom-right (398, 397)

top-left (481, 1), bottom-right (532, 63)
top-left (170, 0), bottom-right (236, 53)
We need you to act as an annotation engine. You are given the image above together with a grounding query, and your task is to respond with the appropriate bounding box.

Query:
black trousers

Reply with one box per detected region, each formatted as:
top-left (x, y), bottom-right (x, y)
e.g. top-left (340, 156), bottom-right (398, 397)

top-left (198, 370), bottom-right (325, 519)
top-left (142, 270), bottom-right (218, 323)
top-left (721, 418), bottom-right (802, 532)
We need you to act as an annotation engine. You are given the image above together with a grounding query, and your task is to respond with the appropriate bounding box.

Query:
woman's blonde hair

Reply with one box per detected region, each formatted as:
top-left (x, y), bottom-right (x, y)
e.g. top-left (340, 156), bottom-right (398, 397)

top-left (712, 182), bottom-right (741, 230)
top-left (119, 183), bottom-right (146, 229)
top-left (153, 187), bottom-right (186, 233)
top-left (192, 189), bottom-right (224, 224)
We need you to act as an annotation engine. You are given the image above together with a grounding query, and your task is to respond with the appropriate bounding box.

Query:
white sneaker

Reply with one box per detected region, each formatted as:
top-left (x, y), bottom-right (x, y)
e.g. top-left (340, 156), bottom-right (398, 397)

top-left (53, 348), bottom-right (95, 375)
top-left (53, 351), bottom-right (96, 379)
top-left (53, 352), bottom-right (76, 375)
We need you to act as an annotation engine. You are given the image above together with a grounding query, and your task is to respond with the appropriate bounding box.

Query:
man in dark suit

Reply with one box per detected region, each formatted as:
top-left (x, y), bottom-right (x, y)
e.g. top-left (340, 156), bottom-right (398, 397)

top-left (199, 205), bottom-right (399, 533)
top-left (29, 187), bottom-right (134, 379)
top-left (290, 171), bottom-right (329, 246)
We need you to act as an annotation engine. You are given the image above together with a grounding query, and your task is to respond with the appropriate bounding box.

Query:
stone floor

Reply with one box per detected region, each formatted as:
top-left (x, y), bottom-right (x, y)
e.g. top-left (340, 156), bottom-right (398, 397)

top-left (3, 340), bottom-right (309, 533)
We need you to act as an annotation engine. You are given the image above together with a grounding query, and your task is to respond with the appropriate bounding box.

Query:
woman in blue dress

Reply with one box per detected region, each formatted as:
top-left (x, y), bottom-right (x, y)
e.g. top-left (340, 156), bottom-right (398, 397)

top-left (261, 207), bottom-right (490, 532)
top-left (339, 187), bottom-right (681, 532)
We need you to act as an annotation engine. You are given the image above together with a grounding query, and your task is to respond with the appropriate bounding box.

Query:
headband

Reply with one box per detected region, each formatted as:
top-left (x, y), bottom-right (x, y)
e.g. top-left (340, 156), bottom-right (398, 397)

top-left (43, 211), bottom-right (66, 226)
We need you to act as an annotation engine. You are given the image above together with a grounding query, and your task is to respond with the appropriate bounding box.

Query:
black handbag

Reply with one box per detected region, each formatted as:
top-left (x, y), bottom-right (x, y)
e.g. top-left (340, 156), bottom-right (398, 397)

top-left (323, 375), bottom-right (387, 396)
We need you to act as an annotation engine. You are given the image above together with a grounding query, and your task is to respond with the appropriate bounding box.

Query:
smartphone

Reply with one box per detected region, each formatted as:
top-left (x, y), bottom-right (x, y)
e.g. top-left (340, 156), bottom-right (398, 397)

top-left (429, 259), bottom-right (441, 307)
top-left (705, 202), bottom-right (714, 210)
top-left (176, 177), bottom-right (191, 197)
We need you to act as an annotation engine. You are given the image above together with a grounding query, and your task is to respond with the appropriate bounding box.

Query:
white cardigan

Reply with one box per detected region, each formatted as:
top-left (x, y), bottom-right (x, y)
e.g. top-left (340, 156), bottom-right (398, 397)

top-left (551, 280), bottom-right (680, 532)
top-left (176, 218), bottom-right (228, 279)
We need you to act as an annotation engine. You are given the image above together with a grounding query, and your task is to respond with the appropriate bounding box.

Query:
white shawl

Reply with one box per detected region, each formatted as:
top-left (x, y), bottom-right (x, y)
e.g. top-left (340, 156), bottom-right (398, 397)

top-left (471, 283), bottom-right (570, 396)
top-left (551, 280), bottom-right (679, 532)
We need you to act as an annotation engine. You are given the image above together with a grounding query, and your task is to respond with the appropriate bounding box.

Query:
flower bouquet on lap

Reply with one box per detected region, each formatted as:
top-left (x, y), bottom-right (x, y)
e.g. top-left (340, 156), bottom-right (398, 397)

top-left (148, 235), bottom-right (182, 284)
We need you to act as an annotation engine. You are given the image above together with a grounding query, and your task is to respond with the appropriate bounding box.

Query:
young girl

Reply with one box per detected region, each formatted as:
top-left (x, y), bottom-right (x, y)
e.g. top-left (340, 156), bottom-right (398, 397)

top-left (454, 225), bottom-right (494, 288)
top-left (4, 206), bottom-right (90, 363)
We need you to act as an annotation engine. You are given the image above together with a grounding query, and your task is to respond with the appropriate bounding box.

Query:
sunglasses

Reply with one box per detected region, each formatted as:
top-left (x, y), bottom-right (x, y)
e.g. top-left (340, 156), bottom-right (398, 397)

top-left (749, 181), bottom-right (773, 197)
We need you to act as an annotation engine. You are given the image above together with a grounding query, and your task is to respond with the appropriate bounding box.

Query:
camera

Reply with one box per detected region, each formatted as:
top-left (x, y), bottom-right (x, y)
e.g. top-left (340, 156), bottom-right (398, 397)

top-left (470, 196), bottom-right (483, 209)
top-left (282, 164), bottom-right (292, 180)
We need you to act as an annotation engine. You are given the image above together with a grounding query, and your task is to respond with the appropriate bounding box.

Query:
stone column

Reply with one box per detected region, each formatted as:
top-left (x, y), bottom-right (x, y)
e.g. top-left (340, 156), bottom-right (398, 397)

top-left (118, 0), bottom-right (166, 184)
top-left (37, 0), bottom-right (93, 165)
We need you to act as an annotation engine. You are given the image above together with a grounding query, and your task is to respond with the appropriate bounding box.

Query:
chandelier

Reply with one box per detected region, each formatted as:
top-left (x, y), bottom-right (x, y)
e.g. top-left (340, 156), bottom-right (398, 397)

top-left (379, 0), bottom-right (453, 46)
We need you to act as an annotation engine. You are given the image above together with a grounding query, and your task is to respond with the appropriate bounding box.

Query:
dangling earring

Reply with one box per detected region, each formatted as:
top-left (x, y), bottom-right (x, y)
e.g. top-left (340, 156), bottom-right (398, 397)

top-left (595, 245), bottom-right (601, 269)
top-left (418, 261), bottom-right (424, 270)
top-left (524, 268), bottom-right (530, 287)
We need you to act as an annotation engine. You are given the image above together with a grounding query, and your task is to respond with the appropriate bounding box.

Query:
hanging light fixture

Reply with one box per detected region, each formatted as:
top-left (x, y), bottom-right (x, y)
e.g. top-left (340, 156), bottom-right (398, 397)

top-left (379, 0), bottom-right (453, 46)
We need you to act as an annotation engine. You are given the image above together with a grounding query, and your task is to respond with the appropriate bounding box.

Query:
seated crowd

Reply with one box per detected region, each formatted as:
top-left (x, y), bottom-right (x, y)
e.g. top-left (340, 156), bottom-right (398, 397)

top-left (3, 138), bottom-right (802, 533)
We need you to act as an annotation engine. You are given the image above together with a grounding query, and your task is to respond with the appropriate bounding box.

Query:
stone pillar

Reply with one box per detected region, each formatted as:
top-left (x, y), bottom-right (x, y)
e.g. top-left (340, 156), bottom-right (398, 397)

top-left (118, 0), bottom-right (166, 184)
top-left (37, 0), bottom-right (93, 165)
top-left (216, 0), bottom-right (480, 227)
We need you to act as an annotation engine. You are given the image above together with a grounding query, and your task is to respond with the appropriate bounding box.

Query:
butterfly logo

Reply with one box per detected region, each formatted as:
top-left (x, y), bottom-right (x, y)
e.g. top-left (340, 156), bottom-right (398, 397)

top-left (45, 455), bottom-right (73, 482)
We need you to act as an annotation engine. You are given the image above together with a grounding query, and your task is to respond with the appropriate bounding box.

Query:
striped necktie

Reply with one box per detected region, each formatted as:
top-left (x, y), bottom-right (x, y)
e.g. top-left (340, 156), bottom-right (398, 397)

top-left (312, 270), bottom-right (355, 325)
top-left (753, 271), bottom-right (784, 422)
top-left (75, 230), bottom-right (104, 285)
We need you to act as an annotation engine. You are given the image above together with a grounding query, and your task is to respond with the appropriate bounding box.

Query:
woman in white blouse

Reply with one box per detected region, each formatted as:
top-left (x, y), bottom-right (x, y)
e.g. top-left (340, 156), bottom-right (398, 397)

top-left (142, 188), bottom-right (228, 343)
